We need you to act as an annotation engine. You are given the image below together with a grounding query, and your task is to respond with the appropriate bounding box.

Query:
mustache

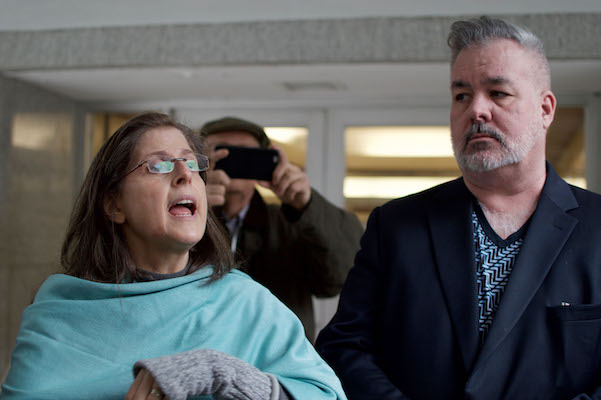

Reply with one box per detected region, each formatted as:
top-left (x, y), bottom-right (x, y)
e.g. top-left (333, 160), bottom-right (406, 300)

top-left (464, 123), bottom-right (506, 146)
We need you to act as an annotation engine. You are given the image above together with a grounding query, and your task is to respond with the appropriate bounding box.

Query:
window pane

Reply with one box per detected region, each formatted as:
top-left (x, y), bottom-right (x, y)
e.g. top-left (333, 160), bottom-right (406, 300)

top-left (345, 125), bottom-right (459, 223)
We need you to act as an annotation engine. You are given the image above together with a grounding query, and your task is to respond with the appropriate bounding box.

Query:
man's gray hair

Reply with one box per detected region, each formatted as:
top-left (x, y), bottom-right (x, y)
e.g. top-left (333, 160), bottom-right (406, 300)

top-left (448, 16), bottom-right (551, 88)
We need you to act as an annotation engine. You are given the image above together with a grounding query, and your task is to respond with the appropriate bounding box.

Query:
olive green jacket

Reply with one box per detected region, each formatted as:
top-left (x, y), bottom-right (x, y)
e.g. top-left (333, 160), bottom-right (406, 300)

top-left (216, 188), bottom-right (363, 342)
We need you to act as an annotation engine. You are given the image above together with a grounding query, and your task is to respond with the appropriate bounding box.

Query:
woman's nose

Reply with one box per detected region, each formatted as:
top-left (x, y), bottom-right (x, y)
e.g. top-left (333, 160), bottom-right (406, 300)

top-left (172, 160), bottom-right (193, 185)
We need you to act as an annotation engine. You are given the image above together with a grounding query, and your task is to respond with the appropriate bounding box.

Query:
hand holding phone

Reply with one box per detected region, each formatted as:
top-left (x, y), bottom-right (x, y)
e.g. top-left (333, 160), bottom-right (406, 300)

top-left (260, 146), bottom-right (311, 210)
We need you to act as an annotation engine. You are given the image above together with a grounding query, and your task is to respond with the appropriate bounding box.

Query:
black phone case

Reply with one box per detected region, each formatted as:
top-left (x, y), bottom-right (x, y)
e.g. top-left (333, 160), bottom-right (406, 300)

top-left (214, 145), bottom-right (279, 180)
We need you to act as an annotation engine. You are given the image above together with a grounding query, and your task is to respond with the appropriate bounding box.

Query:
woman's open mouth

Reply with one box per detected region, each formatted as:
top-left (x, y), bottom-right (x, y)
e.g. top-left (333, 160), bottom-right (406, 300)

top-left (169, 198), bottom-right (197, 216)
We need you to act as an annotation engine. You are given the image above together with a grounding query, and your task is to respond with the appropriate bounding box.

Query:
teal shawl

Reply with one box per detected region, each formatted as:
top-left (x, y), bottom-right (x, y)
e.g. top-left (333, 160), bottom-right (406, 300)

top-left (1, 268), bottom-right (346, 399)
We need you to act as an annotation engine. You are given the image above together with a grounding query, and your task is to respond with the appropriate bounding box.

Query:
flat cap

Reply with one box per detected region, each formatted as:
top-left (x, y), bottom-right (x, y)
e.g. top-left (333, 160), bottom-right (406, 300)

top-left (200, 116), bottom-right (270, 148)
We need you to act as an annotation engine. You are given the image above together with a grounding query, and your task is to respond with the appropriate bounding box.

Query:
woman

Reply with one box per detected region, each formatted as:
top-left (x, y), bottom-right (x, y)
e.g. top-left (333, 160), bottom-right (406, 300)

top-left (1, 113), bottom-right (346, 400)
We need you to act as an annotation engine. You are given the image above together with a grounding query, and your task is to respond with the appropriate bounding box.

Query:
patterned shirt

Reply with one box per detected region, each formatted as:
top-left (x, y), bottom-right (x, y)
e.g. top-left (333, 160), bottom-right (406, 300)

top-left (472, 204), bottom-right (528, 343)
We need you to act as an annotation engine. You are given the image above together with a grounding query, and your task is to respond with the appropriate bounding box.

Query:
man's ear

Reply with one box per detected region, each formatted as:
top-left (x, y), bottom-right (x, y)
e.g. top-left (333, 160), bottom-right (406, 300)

top-left (541, 90), bottom-right (557, 130)
top-left (104, 194), bottom-right (125, 224)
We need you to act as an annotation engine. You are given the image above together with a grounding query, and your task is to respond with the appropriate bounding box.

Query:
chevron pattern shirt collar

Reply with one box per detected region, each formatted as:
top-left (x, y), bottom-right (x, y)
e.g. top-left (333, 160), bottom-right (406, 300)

top-left (472, 205), bottom-right (528, 344)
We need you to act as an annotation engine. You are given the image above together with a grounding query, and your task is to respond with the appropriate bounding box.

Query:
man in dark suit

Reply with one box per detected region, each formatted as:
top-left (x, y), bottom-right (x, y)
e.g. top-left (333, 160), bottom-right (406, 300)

top-left (316, 16), bottom-right (601, 400)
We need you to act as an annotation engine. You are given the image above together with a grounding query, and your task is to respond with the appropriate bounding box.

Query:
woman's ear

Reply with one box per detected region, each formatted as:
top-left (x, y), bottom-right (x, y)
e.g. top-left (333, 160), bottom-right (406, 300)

top-left (104, 194), bottom-right (125, 224)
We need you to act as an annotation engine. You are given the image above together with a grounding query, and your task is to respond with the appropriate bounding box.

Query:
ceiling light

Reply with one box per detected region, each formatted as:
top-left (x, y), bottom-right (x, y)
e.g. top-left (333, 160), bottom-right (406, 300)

top-left (346, 126), bottom-right (453, 158)
top-left (264, 127), bottom-right (308, 146)
top-left (344, 176), bottom-right (456, 199)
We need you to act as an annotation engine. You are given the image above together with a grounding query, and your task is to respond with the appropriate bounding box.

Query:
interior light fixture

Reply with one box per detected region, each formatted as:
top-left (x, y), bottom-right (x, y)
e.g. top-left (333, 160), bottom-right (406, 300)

top-left (346, 126), bottom-right (453, 158)
top-left (344, 176), bottom-right (456, 199)
top-left (264, 127), bottom-right (308, 146)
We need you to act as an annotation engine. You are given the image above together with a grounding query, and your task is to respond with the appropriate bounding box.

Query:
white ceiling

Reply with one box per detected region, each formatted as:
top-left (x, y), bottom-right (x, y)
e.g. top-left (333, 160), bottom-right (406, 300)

top-left (7, 61), bottom-right (601, 109)
top-left (6, 63), bottom-right (451, 106)
top-left (3, 1), bottom-right (601, 109)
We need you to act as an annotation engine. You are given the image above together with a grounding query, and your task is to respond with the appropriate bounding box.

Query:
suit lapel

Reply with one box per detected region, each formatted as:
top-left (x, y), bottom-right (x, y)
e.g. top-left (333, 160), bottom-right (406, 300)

top-left (428, 179), bottom-right (480, 372)
top-left (473, 166), bottom-right (579, 367)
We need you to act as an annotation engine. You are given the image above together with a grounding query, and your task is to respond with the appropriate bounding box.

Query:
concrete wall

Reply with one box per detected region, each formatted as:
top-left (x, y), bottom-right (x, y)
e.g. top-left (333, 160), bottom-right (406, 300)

top-left (1, 14), bottom-right (600, 71)
top-left (0, 74), bottom-right (84, 379)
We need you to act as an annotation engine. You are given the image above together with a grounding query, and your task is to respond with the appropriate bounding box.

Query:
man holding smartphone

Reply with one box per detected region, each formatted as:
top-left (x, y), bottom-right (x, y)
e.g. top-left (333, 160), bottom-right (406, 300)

top-left (200, 116), bottom-right (363, 342)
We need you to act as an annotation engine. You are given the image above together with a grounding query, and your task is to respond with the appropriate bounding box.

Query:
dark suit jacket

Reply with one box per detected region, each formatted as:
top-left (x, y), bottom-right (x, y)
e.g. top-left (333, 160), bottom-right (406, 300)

top-left (316, 165), bottom-right (601, 400)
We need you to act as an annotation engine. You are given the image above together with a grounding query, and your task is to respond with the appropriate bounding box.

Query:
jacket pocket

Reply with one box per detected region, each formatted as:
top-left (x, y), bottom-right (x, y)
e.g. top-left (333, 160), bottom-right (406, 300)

top-left (550, 303), bottom-right (601, 321)
top-left (549, 304), bottom-right (601, 394)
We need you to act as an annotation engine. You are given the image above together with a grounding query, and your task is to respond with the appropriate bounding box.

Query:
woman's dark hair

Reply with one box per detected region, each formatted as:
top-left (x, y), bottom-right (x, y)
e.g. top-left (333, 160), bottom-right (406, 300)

top-left (61, 112), bottom-right (234, 283)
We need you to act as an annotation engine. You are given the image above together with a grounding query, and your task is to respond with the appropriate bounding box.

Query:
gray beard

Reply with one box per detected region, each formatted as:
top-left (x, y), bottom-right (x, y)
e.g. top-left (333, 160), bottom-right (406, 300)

top-left (453, 123), bottom-right (530, 173)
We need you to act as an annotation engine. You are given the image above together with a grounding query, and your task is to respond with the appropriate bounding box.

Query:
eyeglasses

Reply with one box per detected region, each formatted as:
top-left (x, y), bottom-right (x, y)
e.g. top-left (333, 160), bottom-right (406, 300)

top-left (118, 154), bottom-right (209, 183)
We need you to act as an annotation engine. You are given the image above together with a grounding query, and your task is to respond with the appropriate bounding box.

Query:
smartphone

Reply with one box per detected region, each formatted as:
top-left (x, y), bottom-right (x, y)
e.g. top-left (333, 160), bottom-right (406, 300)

top-left (214, 145), bottom-right (279, 180)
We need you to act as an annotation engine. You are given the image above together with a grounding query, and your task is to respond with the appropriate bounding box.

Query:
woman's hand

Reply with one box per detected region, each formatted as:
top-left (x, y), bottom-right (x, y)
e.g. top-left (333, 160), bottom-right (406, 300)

top-left (125, 368), bottom-right (166, 400)
top-left (133, 348), bottom-right (274, 400)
